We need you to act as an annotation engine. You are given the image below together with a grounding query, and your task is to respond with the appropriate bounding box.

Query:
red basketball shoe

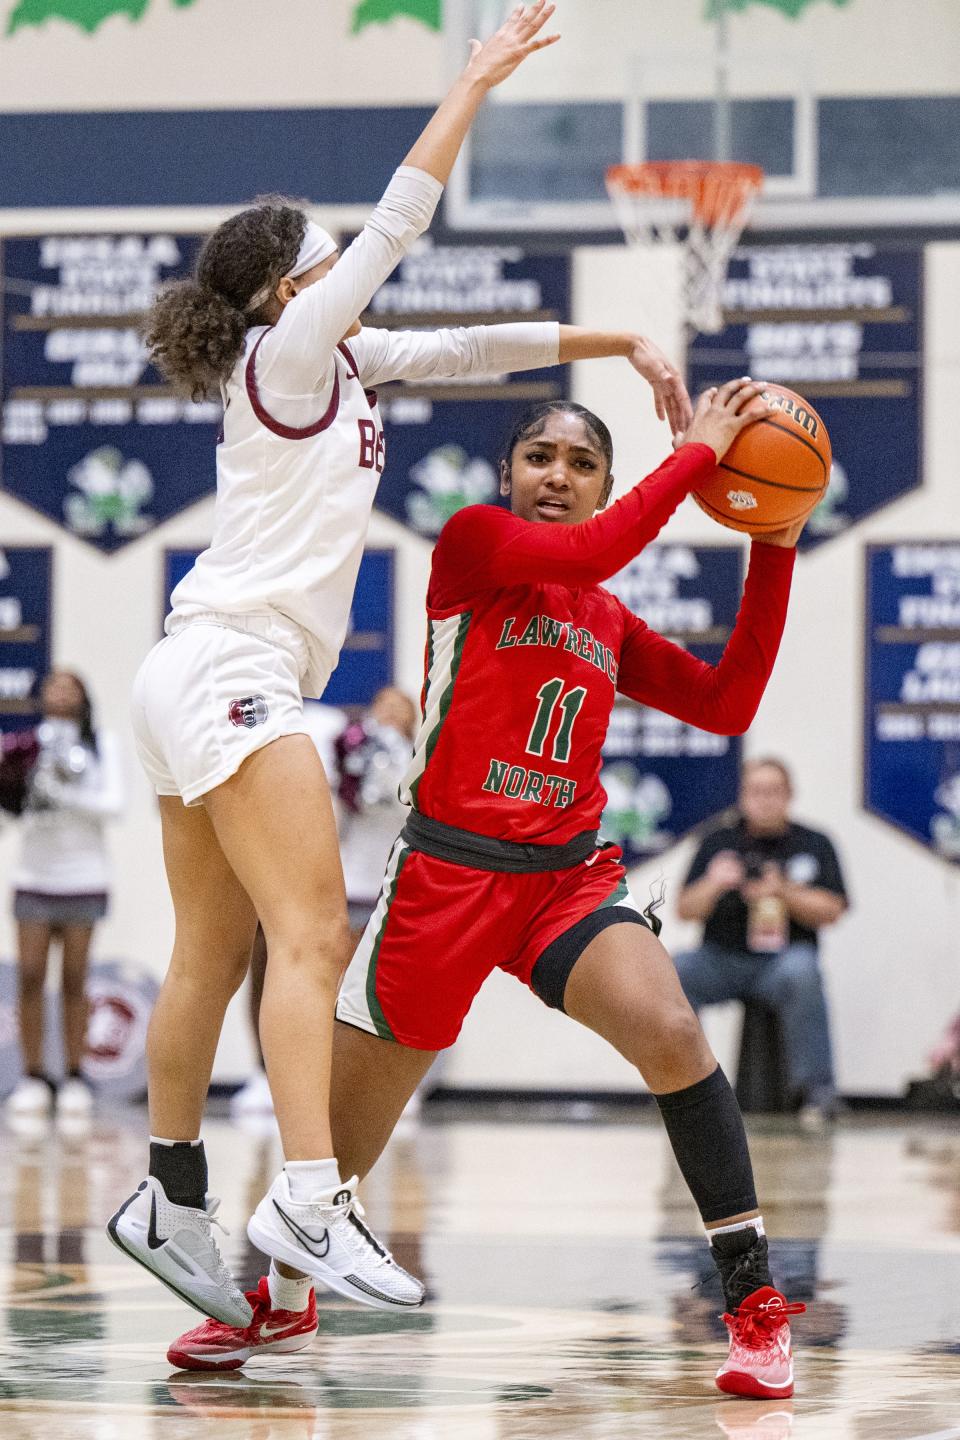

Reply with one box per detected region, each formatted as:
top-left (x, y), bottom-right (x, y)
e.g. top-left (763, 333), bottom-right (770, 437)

top-left (715, 1287), bottom-right (805, 1399)
top-left (167, 1276), bottom-right (317, 1371)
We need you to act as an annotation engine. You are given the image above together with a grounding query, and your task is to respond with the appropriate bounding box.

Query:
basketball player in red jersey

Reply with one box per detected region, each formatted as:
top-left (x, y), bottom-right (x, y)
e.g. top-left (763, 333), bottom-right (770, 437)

top-left (168, 379), bottom-right (805, 1398)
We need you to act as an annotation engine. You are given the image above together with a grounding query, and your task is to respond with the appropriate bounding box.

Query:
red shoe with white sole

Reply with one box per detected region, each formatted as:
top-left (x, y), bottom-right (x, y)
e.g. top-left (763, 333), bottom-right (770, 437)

top-left (715, 1286), bottom-right (805, 1399)
top-left (167, 1276), bottom-right (317, 1371)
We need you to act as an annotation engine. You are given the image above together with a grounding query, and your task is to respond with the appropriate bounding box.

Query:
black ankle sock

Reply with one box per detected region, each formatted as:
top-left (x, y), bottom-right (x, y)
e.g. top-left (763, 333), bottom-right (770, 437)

top-left (27, 1072), bottom-right (57, 1093)
top-left (149, 1139), bottom-right (208, 1209)
top-left (710, 1227), bottom-right (774, 1311)
top-left (654, 1065), bottom-right (758, 1223)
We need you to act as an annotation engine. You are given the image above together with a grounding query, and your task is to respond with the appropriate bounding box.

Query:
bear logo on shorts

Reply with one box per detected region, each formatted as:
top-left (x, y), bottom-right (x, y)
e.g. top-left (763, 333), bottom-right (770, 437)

top-left (228, 695), bottom-right (269, 730)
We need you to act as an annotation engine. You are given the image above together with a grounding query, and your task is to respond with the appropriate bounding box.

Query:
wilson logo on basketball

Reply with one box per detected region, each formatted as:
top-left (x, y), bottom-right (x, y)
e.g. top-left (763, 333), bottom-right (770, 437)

top-left (228, 695), bottom-right (269, 729)
top-left (727, 490), bottom-right (758, 511)
top-left (762, 389), bottom-right (821, 439)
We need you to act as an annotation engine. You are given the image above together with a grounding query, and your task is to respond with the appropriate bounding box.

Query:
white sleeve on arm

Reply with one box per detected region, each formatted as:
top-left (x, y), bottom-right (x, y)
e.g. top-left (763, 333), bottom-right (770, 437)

top-left (348, 321), bottom-right (560, 387)
top-left (255, 166), bottom-right (444, 397)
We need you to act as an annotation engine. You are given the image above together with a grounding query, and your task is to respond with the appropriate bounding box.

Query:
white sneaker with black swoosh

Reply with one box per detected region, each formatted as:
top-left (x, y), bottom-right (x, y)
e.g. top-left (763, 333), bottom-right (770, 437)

top-left (107, 1177), bottom-right (254, 1327)
top-left (247, 1171), bottom-right (425, 1312)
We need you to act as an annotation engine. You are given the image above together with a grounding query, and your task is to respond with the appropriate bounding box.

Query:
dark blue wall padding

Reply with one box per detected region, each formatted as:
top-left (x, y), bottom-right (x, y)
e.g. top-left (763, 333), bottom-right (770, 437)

top-left (0, 106), bottom-right (434, 208)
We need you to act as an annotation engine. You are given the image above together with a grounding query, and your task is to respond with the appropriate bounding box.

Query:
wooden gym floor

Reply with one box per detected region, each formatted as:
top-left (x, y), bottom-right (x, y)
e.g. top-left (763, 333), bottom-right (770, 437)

top-left (1, 1105), bottom-right (959, 1439)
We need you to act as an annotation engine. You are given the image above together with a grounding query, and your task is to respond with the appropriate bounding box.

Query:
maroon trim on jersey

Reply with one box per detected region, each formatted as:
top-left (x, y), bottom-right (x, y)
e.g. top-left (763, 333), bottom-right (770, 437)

top-left (337, 340), bottom-right (378, 410)
top-left (244, 329), bottom-right (341, 439)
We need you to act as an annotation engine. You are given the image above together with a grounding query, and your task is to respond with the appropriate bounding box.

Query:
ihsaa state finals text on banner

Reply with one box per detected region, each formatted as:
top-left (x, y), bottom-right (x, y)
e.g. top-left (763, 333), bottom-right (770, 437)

top-left (355, 237), bottom-right (570, 538)
top-left (0, 547), bottom-right (52, 734)
top-left (689, 243), bottom-right (922, 550)
top-left (1, 234), bottom-right (219, 551)
top-left (865, 543), bottom-right (960, 863)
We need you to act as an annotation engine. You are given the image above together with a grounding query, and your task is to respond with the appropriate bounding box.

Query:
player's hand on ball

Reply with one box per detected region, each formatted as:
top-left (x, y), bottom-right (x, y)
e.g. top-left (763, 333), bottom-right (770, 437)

top-left (680, 377), bottom-right (766, 462)
top-left (465, 2), bottom-right (560, 90)
top-left (627, 336), bottom-right (694, 436)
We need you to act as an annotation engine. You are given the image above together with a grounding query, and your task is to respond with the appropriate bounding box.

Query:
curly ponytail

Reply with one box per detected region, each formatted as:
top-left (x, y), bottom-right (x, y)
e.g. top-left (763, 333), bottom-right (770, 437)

top-left (145, 197), bottom-right (309, 401)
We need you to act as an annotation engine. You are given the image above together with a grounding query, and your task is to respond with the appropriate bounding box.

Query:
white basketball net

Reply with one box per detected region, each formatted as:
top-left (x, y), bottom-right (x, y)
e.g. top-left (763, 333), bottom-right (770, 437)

top-left (606, 162), bottom-right (764, 335)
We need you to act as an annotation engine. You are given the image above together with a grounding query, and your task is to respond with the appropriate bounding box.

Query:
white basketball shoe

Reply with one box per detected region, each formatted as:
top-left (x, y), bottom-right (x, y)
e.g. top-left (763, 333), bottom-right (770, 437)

top-left (247, 1172), bottom-right (425, 1312)
top-left (107, 1177), bottom-right (253, 1327)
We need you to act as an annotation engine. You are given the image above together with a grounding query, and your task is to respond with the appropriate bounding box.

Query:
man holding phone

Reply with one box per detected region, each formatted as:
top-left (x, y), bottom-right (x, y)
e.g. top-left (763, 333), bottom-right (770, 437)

top-left (674, 757), bottom-right (848, 1128)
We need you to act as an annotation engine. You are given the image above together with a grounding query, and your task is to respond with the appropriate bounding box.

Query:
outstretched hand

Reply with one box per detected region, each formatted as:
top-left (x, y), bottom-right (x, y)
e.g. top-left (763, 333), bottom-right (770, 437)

top-left (627, 336), bottom-right (694, 435)
top-left (464, 2), bottom-right (560, 90)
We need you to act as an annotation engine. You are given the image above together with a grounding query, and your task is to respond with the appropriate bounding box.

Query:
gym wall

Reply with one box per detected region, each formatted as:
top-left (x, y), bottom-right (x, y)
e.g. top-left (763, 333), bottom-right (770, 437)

top-left (0, 0), bottom-right (957, 1096)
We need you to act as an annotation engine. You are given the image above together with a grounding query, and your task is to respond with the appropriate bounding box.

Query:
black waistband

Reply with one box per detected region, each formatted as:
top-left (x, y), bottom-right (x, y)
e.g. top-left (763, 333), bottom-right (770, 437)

top-left (402, 810), bottom-right (600, 874)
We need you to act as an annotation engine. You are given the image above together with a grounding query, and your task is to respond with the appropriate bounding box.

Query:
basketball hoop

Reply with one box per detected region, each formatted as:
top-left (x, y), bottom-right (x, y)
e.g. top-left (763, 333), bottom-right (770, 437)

top-left (605, 161), bottom-right (764, 335)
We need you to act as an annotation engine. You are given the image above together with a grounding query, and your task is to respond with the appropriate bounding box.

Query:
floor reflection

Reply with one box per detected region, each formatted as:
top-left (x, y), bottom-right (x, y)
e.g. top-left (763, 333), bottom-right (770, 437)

top-left (0, 1110), bottom-right (958, 1439)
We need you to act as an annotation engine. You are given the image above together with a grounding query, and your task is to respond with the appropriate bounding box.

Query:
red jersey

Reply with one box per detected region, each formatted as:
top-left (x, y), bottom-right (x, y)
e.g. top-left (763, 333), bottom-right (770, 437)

top-left (400, 442), bottom-right (795, 846)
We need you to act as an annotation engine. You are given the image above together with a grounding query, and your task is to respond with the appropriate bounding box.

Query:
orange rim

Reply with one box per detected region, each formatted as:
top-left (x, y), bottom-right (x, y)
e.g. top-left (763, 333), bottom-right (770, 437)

top-left (606, 161), bottom-right (764, 228)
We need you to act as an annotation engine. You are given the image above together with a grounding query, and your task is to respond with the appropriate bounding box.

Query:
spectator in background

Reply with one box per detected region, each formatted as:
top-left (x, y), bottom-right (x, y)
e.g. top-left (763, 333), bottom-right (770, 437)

top-left (336, 686), bottom-right (418, 946)
top-left (674, 757), bottom-right (847, 1129)
top-left (4, 671), bottom-right (123, 1120)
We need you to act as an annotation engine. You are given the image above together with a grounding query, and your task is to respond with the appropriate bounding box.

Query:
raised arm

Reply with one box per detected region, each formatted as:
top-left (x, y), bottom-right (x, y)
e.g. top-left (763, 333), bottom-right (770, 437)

top-left (258, 3), bottom-right (559, 393)
top-left (346, 322), bottom-right (560, 389)
top-left (345, 322), bottom-right (691, 435)
top-left (404, 2), bottom-right (558, 185)
top-left (616, 542), bottom-right (796, 736)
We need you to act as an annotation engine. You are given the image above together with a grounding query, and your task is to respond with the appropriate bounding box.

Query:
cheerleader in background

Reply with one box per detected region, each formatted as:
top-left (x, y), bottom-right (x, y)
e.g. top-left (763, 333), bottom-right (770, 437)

top-left (5, 671), bottom-right (123, 1121)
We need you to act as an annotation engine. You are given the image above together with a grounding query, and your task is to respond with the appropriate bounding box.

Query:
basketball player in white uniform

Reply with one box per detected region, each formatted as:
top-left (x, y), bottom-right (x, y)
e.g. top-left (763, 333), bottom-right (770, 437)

top-left (109, 2), bottom-right (692, 1338)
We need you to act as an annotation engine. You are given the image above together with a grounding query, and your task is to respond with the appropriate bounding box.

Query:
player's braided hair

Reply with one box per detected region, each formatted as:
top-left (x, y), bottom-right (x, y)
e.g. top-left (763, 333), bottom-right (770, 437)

top-left (144, 197), bottom-right (308, 402)
top-left (502, 401), bottom-right (614, 474)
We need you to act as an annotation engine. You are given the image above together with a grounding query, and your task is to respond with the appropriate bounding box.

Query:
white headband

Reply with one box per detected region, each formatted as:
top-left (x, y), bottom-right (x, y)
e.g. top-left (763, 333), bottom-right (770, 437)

top-left (245, 221), bottom-right (338, 313)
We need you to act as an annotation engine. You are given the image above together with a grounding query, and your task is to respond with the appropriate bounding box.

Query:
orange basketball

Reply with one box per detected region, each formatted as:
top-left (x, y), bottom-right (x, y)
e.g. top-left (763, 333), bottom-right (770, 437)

top-left (692, 384), bottom-right (832, 535)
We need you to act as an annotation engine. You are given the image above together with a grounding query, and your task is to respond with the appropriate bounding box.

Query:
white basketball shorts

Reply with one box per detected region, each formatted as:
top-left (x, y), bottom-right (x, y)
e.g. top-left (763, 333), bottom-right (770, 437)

top-left (131, 615), bottom-right (313, 806)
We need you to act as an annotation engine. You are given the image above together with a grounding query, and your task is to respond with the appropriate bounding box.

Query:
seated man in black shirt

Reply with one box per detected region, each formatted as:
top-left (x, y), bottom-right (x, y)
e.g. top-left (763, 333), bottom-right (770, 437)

top-left (675, 757), bottom-right (848, 1126)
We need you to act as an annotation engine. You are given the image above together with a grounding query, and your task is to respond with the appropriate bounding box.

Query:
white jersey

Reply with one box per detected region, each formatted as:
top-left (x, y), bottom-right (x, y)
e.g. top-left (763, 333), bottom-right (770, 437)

top-left (168, 165), bottom-right (559, 698)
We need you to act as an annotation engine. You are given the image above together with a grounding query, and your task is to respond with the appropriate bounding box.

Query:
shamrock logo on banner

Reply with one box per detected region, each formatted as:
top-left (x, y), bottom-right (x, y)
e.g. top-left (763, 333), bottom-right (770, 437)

top-left (705, 0), bottom-right (851, 16)
top-left (351, 0), bottom-right (442, 34)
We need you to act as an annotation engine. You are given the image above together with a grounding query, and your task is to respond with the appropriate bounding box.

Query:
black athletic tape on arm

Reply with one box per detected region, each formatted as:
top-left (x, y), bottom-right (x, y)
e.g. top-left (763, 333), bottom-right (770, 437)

top-left (654, 1065), bottom-right (758, 1224)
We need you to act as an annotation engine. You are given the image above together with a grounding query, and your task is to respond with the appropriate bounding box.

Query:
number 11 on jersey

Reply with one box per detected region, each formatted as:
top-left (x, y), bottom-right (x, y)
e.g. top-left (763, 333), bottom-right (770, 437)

top-left (526, 678), bottom-right (587, 764)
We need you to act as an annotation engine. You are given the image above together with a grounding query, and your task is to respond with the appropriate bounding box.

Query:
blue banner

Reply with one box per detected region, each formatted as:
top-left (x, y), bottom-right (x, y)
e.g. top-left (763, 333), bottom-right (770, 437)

top-left (0, 546), bottom-right (52, 733)
top-left (1, 234), bottom-right (220, 552)
top-left (690, 244), bottom-right (922, 550)
top-left (865, 543), bottom-right (960, 862)
top-left (600, 544), bottom-right (743, 866)
top-left (355, 238), bottom-right (570, 537)
top-left (163, 547), bottom-right (395, 708)
top-left (377, 397), bottom-right (520, 536)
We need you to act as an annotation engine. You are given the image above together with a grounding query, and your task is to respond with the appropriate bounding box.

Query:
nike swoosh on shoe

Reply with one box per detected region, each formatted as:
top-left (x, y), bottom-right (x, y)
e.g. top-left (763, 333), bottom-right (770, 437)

top-left (147, 1193), bottom-right (165, 1251)
top-left (272, 1201), bottom-right (331, 1258)
top-left (259, 1320), bottom-right (303, 1339)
